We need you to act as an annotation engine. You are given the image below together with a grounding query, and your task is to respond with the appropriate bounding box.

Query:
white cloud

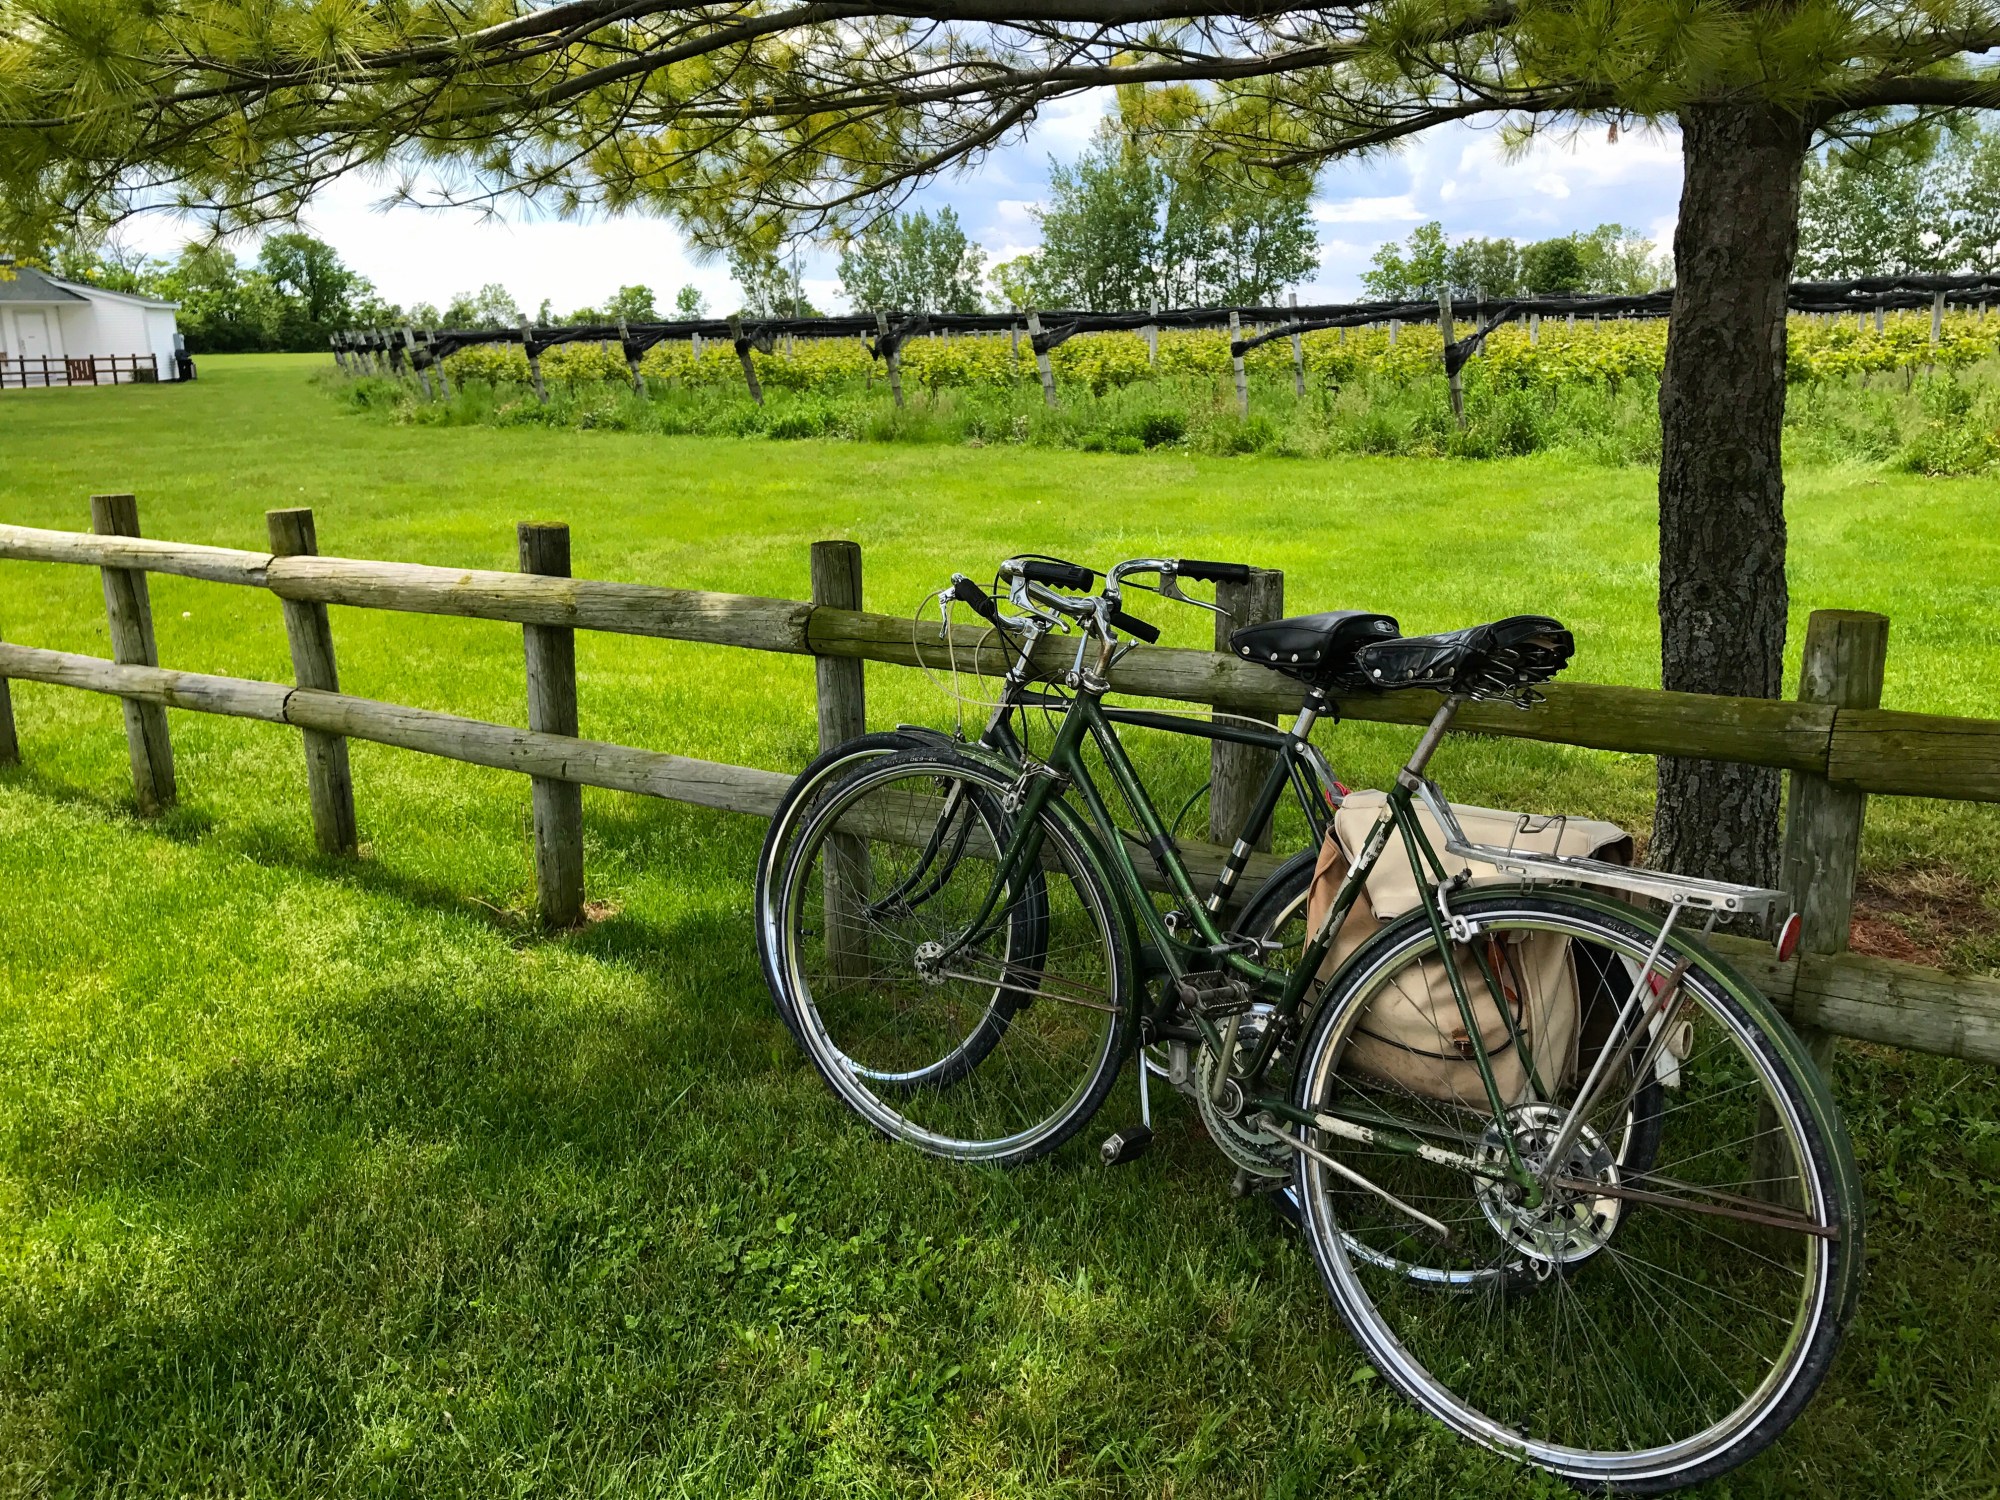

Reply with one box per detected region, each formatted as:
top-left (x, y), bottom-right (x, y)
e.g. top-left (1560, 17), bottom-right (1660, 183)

top-left (1533, 172), bottom-right (1571, 200)
top-left (1313, 194), bottom-right (1425, 225)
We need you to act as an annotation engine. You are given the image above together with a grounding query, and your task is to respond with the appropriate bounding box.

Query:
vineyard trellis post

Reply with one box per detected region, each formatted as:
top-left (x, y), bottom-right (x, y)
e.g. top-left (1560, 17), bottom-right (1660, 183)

top-left (1210, 568), bottom-right (1285, 852)
top-left (619, 319), bottom-right (646, 397)
top-left (404, 328), bottom-right (432, 400)
top-left (874, 313), bottom-right (906, 408)
top-left (1228, 309), bottom-right (1249, 415)
top-left (1288, 293), bottom-right (1306, 396)
top-left (521, 325), bottom-right (548, 405)
top-left (430, 332), bottom-right (452, 399)
top-left (90, 494), bottom-right (176, 815)
top-left (519, 521), bottom-right (585, 926)
top-left (1025, 310), bottom-right (1058, 407)
top-left (267, 507), bottom-right (358, 855)
top-left (729, 316), bottom-right (765, 406)
top-left (1440, 288), bottom-right (1466, 429)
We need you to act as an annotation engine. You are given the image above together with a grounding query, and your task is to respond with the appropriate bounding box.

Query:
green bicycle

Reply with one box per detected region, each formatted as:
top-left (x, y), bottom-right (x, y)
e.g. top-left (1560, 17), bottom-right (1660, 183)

top-left (760, 554), bottom-right (1863, 1493)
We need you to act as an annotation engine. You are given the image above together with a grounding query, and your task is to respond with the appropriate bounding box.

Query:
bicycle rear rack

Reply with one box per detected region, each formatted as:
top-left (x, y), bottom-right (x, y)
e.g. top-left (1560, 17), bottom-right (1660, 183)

top-left (1412, 780), bottom-right (1789, 920)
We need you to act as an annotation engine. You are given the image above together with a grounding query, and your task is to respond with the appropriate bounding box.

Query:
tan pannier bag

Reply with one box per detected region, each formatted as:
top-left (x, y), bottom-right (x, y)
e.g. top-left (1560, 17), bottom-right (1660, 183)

top-left (1302, 791), bottom-right (1632, 1112)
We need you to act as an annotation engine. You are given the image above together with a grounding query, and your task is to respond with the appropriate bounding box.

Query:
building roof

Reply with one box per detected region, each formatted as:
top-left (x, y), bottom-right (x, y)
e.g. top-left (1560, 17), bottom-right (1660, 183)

top-left (0, 264), bottom-right (87, 305)
top-left (47, 277), bottom-right (178, 310)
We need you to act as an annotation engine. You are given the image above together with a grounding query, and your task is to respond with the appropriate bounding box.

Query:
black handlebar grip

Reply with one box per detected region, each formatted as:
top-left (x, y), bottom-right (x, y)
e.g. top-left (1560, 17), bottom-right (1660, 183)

top-left (1106, 607), bottom-right (1161, 645)
top-left (949, 575), bottom-right (1002, 625)
top-left (1020, 559), bottom-right (1095, 590)
top-left (1177, 559), bottom-right (1252, 584)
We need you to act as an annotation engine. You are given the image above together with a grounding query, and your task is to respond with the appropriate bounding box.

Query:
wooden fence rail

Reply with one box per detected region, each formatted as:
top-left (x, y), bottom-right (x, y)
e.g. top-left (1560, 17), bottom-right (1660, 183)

top-left (1, 504), bottom-right (1996, 1069)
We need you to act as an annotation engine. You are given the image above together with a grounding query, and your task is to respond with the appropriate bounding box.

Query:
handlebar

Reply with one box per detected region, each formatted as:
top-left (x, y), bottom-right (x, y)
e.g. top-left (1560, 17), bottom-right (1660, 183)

top-left (946, 573), bottom-right (1003, 626)
top-left (1176, 559), bottom-right (1252, 584)
top-left (964, 552), bottom-right (1263, 649)
top-left (1017, 559), bottom-right (1096, 590)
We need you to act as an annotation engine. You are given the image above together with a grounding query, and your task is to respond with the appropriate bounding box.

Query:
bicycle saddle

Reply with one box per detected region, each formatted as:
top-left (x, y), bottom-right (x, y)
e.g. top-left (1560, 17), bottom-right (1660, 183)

top-left (1228, 610), bottom-right (1401, 684)
top-left (1352, 614), bottom-right (1574, 696)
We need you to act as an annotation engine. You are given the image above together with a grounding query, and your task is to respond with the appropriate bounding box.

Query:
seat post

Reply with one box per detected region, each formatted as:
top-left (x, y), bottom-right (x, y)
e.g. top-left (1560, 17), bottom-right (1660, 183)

top-left (1396, 694), bottom-right (1465, 789)
top-left (1292, 686), bottom-right (1330, 742)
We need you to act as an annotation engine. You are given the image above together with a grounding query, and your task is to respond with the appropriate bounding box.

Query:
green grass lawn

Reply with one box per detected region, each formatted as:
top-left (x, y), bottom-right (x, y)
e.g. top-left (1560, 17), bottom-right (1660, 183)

top-left (2, 353), bottom-right (1997, 1497)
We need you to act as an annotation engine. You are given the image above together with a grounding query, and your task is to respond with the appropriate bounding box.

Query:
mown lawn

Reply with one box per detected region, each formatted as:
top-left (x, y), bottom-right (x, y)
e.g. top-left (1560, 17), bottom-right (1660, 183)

top-left (1, 353), bottom-right (1997, 1497)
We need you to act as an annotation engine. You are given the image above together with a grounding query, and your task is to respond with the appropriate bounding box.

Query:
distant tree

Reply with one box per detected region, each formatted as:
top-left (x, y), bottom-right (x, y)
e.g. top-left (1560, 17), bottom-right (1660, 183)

top-left (988, 255), bottom-right (1045, 311)
top-left (1521, 236), bottom-right (1589, 294)
top-left (151, 243), bottom-right (270, 352)
top-left (728, 247), bottom-right (819, 317)
top-left (1360, 222), bottom-right (1449, 301)
top-left (445, 284), bottom-right (524, 328)
top-left (837, 208), bottom-right (987, 313)
top-left (1367, 222), bottom-right (1665, 301)
top-left (1444, 236), bottom-right (1522, 299)
top-left (674, 284), bottom-right (708, 317)
top-left (604, 284), bottom-right (658, 322)
top-left (256, 232), bottom-right (364, 330)
top-left (1794, 127), bottom-right (2000, 278)
top-left (1571, 224), bottom-right (1671, 293)
top-left (1033, 104), bottom-right (1318, 310)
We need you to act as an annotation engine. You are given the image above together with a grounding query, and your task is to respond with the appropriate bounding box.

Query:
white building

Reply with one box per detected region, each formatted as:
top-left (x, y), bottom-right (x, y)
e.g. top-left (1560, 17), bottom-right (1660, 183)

top-left (0, 262), bottom-right (184, 386)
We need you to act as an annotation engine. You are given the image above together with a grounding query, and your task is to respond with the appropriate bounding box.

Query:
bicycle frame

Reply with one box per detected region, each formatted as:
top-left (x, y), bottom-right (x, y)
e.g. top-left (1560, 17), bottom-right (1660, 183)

top-left (959, 676), bottom-right (1570, 1195)
top-left (930, 601), bottom-right (1790, 1201)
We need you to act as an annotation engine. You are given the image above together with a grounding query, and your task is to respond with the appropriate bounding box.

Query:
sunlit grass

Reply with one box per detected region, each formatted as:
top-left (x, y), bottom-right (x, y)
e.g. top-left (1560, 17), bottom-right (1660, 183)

top-left (0, 354), bottom-right (1995, 1496)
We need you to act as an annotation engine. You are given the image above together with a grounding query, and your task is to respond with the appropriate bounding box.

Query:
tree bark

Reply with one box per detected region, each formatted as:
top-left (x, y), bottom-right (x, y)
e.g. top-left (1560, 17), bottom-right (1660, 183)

top-left (1653, 102), bottom-right (1810, 890)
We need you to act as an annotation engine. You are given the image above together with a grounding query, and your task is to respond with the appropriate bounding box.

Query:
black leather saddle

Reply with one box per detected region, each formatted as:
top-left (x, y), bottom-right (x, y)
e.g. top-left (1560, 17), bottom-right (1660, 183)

top-left (1352, 614), bottom-right (1574, 695)
top-left (1228, 610), bottom-right (1402, 685)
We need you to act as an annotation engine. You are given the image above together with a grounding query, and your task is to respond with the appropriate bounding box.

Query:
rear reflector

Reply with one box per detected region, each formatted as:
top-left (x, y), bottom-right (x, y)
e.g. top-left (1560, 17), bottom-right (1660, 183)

top-left (1774, 912), bottom-right (1803, 963)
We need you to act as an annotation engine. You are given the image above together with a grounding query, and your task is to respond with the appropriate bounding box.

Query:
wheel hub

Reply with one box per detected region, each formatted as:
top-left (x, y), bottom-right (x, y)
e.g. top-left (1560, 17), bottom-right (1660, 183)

top-left (912, 940), bottom-right (947, 986)
top-left (1474, 1103), bottom-right (1623, 1266)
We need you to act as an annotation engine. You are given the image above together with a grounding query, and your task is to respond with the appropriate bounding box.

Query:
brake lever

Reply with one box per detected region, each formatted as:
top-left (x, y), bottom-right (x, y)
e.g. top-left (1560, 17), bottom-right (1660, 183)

top-left (1158, 572), bottom-right (1228, 617)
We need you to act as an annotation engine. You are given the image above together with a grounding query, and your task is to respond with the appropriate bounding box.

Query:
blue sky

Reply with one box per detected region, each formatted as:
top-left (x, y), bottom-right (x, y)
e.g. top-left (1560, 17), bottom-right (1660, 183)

top-left (121, 99), bottom-right (1685, 315)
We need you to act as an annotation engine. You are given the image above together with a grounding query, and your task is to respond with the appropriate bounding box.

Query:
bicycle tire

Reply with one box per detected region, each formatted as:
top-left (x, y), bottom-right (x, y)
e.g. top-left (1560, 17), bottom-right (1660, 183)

top-left (775, 746), bottom-right (1133, 1167)
top-left (1290, 887), bottom-right (1861, 1492)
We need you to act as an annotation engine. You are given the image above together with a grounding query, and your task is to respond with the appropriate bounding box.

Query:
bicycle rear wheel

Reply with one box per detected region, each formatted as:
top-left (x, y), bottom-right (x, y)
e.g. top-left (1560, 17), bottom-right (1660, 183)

top-left (774, 748), bottom-right (1132, 1166)
top-left (1290, 889), bottom-right (1861, 1493)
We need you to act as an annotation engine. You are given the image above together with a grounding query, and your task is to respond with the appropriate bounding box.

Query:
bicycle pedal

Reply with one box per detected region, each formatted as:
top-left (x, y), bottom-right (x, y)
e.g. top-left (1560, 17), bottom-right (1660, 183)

top-left (1172, 970), bottom-right (1255, 1017)
top-left (1099, 1124), bottom-right (1154, 1166)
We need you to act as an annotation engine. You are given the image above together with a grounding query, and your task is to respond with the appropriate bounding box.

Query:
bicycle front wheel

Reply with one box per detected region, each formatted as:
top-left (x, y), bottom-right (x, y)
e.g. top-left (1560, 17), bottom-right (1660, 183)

top-left (774, 748), bottom-right (1133, 1166)
top-left (1291, 888), bottom-right (1862, 1493)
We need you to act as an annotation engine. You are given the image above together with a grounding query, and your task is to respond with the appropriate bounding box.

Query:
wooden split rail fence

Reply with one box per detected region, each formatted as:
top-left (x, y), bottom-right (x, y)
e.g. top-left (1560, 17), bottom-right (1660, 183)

top-left (2, 499), bottom-right (1997, 1069)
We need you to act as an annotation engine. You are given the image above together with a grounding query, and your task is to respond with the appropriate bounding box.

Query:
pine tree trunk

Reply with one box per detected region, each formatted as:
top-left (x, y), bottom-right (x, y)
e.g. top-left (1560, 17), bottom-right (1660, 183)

top-left (1653, 103), bottom-right (1809, 889)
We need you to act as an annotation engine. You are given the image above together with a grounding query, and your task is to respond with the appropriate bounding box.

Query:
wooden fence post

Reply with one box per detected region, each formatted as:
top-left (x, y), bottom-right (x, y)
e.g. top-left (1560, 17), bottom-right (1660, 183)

top-left (1288, 292), bottom-right (1306, 396)
top-left (267, 508), bottom-right (358, 854)
top-left (521, 325), bottom-right (548, 405)
top-left (1024, 310), bottom-right (1059, 407)
top-left (1228, 309), bottom-right (1249, 416)
top-left (811, 540), bottom-right (870, 984)
top-left (0, 627), bottom-right (18, 765)
top-left (90, 493), bottom-right (176, 814)
top-left (1211, 569), bottom-right (1285, 852)
top-left (1782, 610), bottom-right (1890, 1064)
top-left (519, 523), bottom-right (584, 926)
top-left (811, 541), bottom-right (865, 750)
top-left (1749, 608), bottom-right (1890, 1203)
top-left (1144, 299), bottom-right (1159, 367)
